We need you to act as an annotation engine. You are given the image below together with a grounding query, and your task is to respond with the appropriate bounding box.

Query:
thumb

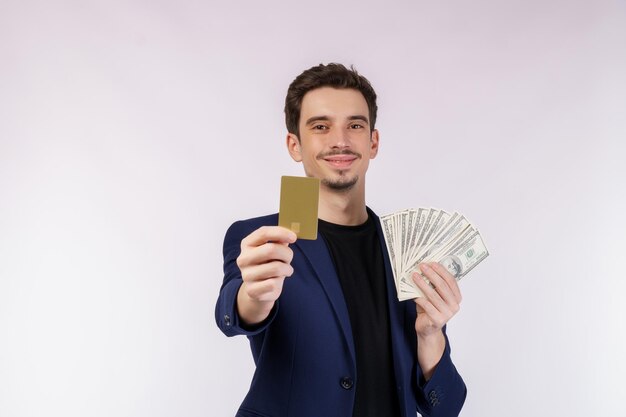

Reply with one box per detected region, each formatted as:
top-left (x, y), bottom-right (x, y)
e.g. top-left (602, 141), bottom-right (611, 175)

top-left (414, 299), bottom-right (425, 314)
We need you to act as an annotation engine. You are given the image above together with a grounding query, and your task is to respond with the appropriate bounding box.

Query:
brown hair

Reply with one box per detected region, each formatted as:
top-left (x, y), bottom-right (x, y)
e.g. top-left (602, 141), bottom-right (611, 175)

top-left (284, 63), bottom-right (378, 138)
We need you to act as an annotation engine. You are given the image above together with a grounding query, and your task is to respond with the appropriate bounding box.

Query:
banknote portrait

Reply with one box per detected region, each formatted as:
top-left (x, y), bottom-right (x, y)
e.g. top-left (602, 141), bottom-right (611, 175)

top-left (441, 255), bottom-right (463, 279)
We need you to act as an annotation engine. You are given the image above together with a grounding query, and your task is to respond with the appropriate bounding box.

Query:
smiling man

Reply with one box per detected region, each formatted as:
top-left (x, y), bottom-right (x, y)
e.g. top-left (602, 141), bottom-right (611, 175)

top-left (289, 86), bottom-right (375, 195)
top-left (216, 63), bottom-right (466, 417)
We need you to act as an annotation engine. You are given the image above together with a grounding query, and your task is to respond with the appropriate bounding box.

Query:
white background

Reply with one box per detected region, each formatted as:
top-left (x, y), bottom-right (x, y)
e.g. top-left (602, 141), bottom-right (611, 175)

top-left (1, 1), bottom-right (625, 416)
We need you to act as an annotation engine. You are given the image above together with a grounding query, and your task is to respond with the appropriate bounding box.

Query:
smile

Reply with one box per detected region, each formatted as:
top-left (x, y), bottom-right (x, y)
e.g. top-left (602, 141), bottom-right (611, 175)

top-left (323, 155), bottom-right (358, 169)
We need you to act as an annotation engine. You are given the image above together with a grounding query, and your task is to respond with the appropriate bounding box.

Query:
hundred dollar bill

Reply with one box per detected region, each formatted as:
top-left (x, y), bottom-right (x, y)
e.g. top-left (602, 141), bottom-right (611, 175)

top-left (435, 229), bottom-right (489, 280)
top-left (381, 207), bottom-right (489, 301)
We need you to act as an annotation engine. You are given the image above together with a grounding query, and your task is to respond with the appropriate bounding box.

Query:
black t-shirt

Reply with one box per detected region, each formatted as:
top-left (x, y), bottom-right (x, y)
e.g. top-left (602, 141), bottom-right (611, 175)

top-left (319, 214), bottom-right (401, 417)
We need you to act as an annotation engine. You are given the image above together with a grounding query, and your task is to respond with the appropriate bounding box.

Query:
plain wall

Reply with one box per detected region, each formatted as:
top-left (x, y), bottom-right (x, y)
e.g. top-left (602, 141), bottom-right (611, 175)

top-left (1, 1), bottom-right (625, 416)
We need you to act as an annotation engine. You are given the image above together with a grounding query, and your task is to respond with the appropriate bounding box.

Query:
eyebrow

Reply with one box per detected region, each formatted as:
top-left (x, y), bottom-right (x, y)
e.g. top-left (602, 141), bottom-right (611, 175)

top-left (304, 115), bottom-right (370, 125)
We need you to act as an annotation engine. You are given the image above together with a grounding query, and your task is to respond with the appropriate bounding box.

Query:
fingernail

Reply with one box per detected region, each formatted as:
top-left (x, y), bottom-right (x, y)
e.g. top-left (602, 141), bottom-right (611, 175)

top-left (420, 263), bottom-right (430, 273)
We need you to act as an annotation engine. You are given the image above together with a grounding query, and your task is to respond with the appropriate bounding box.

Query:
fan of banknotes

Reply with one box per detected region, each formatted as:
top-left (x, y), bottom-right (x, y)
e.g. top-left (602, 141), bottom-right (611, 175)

top-left (381, 208), bottom-right (489, 301)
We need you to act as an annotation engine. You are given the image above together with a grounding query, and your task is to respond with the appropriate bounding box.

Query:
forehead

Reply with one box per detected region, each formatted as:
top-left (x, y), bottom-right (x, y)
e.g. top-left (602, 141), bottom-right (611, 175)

top-left (300, 87), bottom-right (369, 121)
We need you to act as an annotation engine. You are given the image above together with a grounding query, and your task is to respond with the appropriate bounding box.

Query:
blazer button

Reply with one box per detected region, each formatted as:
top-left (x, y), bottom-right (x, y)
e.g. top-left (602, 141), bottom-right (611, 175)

top-left (224, 314), bottom-right (231, 327)
top-left (429, 390), bottom-right (439, 406)
top-left (340, 377), bottom-right (353, 390)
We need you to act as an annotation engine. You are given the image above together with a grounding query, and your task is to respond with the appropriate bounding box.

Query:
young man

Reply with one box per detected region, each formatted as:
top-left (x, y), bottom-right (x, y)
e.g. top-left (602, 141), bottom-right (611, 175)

top-left (216, 63), bottom-right (466, 417)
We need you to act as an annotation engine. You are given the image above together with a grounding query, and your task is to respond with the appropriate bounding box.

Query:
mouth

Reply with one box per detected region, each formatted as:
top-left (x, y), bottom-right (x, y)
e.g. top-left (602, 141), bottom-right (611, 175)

top-left (319, 152), bottom-right (360, 169)
top-left (324, 155), bottom-right (357, 169)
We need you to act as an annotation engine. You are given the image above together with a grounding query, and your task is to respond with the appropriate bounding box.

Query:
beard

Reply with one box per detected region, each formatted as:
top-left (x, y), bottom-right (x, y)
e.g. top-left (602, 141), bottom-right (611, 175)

top-left (322, 174), bottom-right (359, 192)
top-left (317, 149), bottom-right (361, 192)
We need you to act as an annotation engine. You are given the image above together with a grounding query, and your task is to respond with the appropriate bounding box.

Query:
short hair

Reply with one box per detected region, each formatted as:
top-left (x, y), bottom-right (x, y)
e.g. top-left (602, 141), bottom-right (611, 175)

top-left (284, 63), bottom-right (378, 137)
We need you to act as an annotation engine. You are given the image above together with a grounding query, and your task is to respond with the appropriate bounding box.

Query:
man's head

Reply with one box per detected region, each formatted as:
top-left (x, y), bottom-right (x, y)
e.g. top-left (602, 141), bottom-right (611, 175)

top-left (284, 64), bottom-right (380, 194)
top-left (284, 63), bottom-right (378, 139)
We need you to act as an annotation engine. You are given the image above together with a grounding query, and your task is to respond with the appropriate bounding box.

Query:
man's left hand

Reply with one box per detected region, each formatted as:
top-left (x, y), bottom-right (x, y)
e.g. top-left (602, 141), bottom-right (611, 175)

top-left (411, 262), bottom-right (462, 379)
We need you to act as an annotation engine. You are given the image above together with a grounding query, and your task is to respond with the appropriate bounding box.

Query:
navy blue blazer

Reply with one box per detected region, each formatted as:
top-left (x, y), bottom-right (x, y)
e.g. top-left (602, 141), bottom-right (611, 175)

top-left (215, 209), bottom-right (466, 417)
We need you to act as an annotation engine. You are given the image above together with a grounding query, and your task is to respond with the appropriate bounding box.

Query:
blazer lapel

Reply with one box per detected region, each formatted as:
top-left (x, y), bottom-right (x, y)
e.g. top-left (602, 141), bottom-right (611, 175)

top-left (294, 236), bottom-right (356, 364)
top-left (372, 212), bottom-right (406, 327)
top-left (372, 209), bottom-right (408, 376)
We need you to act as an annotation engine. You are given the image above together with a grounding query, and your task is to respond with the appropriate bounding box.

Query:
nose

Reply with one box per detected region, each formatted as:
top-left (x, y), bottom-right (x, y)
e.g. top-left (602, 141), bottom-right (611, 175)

top-left (329, 129), bottom-right (350, 149)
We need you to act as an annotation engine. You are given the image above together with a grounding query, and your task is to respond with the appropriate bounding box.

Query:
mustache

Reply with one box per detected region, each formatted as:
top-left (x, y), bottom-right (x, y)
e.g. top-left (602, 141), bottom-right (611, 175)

top-left (316, 149), bottom-right (362, 160)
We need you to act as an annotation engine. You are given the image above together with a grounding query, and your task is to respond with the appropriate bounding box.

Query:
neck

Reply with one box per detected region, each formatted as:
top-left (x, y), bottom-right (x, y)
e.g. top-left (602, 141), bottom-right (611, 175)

top-left (318, 184), bottom-right (368, 226)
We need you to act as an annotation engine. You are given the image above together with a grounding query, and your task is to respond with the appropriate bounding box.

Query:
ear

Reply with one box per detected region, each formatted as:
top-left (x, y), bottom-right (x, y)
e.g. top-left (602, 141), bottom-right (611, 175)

top-left (369, 129), bottom-right (380, 159)
top-left (286, 133), bottom-right (302, 162)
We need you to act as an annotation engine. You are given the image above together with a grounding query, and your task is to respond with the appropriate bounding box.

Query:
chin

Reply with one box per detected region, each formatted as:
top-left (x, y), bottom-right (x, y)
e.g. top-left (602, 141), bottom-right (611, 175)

top-left (322, 175), bottom-right (359, 192)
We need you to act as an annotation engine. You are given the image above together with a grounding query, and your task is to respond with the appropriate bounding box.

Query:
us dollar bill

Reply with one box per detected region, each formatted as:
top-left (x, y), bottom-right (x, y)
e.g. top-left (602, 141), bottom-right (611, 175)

top-left (381, 207), bottom-right (489, 301)
top-left (435, 229), bottom-right (489, 280)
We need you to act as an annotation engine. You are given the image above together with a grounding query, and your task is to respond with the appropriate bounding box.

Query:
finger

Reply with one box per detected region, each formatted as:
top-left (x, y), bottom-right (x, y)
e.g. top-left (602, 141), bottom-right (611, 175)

top-left (431, 262), bottom-right (462, 304)
top-left (414, 299), bottom-right (425, 314)
top-left (412, 269), bottom-right (447, 307)
top-left (420, 264), bottom-right (460, 318)
top-left (412, 269), bottom-right (453, 318)
top-left (414, 296), bottom-right (446, 329)
top-left (419, 263), bottom-right (457, 308)
top-left (242, 261), bottom-right (294, 283)
top-left (242, 226), bottom-right (297, 248)
top-left (244, 277), bottom-right (286, 301)
top-left (238, 242), bottom-right (294, 268)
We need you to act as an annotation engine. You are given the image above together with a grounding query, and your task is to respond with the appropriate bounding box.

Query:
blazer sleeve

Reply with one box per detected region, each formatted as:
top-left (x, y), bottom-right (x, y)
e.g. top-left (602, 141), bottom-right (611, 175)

top-left (214, 220), bottom-right (279, 337)
top-left (414, 327), bottom-right (467, 417)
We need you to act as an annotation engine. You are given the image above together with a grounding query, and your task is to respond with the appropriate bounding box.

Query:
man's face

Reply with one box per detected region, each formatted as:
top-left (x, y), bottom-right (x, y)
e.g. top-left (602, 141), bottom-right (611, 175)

top-left (287, 87), bottom-right (379, 192)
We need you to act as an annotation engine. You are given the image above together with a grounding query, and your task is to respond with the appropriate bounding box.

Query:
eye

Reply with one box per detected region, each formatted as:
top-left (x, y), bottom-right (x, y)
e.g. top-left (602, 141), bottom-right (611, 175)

top-left (349, 123), bottom-right (364, 129)
top-left (312, 124), bottom-right (328, 130)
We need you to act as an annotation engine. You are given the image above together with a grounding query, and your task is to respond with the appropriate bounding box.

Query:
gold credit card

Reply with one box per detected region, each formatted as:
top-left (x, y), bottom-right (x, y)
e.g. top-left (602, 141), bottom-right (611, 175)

top-left (278, 176), bottom-right (320, 240)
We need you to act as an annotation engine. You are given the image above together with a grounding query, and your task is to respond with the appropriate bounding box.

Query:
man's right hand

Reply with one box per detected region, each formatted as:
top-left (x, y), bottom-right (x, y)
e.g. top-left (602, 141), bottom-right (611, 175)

top-left (236, 226), bottom-right (297, 326)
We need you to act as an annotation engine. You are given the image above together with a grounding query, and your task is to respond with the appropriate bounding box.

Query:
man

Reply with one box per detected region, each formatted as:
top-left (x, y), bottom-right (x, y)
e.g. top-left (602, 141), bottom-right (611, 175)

top-left (215, 63), bottom-right (466, 417)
